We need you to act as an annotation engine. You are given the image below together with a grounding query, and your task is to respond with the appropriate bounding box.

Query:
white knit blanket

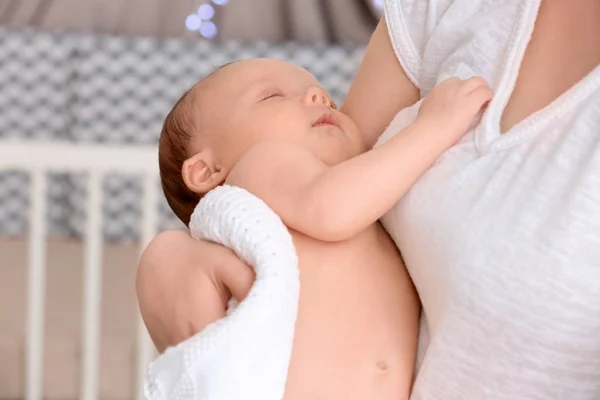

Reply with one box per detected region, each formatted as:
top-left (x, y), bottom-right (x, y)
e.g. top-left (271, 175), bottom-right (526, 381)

top-left (144, 185), bottom-right (300, 400)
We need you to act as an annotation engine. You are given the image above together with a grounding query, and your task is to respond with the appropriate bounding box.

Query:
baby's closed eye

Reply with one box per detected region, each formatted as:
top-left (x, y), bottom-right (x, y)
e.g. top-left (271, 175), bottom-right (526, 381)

top-left (260, 91), bottom-right (284, 101)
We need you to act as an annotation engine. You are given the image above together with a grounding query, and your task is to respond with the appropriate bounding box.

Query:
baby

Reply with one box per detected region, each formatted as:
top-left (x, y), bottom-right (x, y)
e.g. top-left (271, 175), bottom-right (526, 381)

top-left (155, 58), bottom-right (491, 399)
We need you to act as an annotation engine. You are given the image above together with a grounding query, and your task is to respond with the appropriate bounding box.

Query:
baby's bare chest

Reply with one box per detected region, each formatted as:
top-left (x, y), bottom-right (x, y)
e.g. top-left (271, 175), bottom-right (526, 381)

top-left (283, 225), bottom-right (415, 400)
top-left (288, 224), bottom-right (407, 319)
top-left (291, 224), bottom-right (403, 288)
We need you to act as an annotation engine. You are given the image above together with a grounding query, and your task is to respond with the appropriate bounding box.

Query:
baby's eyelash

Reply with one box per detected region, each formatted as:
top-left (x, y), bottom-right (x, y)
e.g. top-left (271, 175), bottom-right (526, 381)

top-left (261, 92), bottom-right (282, 101)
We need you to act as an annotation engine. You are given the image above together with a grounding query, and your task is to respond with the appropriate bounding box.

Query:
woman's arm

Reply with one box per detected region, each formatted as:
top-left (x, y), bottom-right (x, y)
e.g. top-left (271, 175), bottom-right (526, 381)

top-left (341, 18), bottom-right (420, 148)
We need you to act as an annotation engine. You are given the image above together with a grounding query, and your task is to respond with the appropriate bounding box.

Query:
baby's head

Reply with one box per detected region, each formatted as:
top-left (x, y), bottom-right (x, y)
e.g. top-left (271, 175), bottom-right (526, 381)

top-left (159, 58), bottom-right (363, 225)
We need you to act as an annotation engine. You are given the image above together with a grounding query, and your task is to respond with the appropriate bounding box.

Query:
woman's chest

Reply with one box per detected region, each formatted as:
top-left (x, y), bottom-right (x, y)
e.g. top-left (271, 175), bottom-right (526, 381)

top-left (498, 0), bottom-right (600, 133)
top-left (419, 0), bottom-right (600, 132)
top-left (376, 0), bottom-right (600, 331)
top-left (381, 94), bottom-right (600, 325)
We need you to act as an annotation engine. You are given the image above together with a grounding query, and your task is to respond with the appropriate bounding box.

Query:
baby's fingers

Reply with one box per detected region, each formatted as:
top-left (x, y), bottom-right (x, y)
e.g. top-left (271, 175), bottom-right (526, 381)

top-left (462, 76), bottom-right (490, 93)
top-left (469, 85), bottom-right (494, 106)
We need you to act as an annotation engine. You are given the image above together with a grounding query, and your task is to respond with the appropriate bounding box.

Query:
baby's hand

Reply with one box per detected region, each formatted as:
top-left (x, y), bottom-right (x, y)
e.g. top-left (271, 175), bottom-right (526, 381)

top-left (417, 77), bottom-right (493, 143)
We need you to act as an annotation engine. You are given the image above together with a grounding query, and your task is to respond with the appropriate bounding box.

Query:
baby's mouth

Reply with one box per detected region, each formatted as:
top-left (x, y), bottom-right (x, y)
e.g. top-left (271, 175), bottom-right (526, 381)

top-left (312, 112), bottom-right (340, 129)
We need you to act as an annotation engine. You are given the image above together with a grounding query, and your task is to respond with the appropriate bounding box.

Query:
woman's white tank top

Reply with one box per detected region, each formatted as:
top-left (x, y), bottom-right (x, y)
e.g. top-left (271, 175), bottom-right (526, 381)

top-left (378, 0), bottom-right (600, 398)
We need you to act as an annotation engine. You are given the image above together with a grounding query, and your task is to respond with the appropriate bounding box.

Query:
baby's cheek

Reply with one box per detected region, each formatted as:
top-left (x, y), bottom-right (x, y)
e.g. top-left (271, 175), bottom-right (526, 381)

top-left (263, 112), bottom-right (302, 140)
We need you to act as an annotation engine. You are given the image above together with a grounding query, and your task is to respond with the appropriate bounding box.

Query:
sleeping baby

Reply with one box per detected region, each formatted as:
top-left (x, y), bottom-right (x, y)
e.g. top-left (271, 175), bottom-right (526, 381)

top-left (144, 58), bottom-right (491, 400)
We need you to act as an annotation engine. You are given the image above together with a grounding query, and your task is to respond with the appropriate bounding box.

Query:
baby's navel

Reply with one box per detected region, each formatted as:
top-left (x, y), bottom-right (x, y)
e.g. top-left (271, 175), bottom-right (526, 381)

top-left (376, 360), bottom-right (390, 373)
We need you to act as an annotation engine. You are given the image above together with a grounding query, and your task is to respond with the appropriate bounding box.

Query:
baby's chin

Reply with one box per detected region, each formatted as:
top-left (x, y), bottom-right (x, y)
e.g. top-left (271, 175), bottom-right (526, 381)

top-left (343, 124), bottom-right (368, 154)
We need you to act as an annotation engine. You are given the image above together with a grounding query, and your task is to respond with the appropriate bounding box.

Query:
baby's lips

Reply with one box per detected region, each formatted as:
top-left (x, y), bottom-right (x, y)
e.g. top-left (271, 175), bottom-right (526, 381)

top-left (312, 112), bottom-right (340, 129)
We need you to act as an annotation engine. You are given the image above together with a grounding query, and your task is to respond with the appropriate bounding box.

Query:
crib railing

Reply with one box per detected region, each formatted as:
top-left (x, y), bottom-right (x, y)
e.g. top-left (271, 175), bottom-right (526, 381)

top-left (0, 140), bottom-right (159, 400)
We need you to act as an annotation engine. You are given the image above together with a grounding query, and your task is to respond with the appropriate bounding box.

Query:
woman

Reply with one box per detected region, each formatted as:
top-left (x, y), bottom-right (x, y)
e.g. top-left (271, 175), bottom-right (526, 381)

top-left (137, 0), bottom-right (600, 398)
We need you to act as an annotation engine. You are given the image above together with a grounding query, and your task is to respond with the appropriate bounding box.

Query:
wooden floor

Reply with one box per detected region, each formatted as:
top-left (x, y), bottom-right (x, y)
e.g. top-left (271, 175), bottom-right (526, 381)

top-left (0, 237), bottom-right (146, 400)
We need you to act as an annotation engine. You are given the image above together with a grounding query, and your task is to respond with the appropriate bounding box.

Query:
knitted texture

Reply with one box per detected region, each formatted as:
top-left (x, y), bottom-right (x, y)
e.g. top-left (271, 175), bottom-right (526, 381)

top-left (144, 185), bottom-right (300, 400)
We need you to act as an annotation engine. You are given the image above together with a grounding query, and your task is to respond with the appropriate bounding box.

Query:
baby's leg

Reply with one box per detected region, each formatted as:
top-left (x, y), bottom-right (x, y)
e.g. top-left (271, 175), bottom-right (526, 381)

top-left (136, 229), bottom-right (254, 352)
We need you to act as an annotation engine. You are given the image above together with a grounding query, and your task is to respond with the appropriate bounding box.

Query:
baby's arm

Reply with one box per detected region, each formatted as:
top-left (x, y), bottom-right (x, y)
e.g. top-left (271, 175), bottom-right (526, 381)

top-left (227, 77), bottom-right (492, 241)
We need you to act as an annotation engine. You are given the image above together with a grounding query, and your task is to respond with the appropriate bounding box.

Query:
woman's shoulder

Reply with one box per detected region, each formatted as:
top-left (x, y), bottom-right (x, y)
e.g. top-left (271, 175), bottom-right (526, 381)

top-left (382, 0), bottom-right (457, 86)
top-left (383, 0), bottom-right (526, 91)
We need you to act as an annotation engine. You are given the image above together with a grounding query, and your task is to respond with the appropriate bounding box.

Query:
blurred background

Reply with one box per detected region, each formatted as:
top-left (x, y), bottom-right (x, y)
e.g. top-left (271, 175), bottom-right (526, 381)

top-left (0, 1), bottom-right (381, 399)
top-left (0, 0), bottom-right (382, 42)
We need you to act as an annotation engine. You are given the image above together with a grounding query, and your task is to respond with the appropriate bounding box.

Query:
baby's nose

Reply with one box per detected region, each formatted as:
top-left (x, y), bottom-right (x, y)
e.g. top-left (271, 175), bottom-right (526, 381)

top-left (304, 86), bottom-right (331, 107)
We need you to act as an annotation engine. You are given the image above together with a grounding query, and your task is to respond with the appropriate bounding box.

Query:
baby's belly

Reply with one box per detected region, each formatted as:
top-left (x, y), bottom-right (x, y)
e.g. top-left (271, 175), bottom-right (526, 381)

top-left (283, 224), bottom-right (419, 400)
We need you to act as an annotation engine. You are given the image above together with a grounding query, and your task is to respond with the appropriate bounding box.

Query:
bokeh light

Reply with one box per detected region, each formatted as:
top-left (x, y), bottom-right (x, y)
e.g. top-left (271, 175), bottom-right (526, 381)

top-left (199, 21), bottom-right (218, 39)
top-left (197, 4), bottom-right (215, 20)
top-left (186, 1), bottom-right (229, 37)
top-left (185, 14), bottom-right (202, 31)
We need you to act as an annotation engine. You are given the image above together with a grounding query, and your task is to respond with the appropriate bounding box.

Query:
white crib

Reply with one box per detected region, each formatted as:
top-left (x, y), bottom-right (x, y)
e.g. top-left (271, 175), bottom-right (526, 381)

top-left (0, 140), bottom-right (159, 400)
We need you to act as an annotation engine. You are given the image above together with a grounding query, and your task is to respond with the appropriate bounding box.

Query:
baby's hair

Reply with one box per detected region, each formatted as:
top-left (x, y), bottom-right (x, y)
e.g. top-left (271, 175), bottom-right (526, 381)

top-left (158, 87), bottom-right (199, 226)
top-left (158, 62), bottom-right (236, 226)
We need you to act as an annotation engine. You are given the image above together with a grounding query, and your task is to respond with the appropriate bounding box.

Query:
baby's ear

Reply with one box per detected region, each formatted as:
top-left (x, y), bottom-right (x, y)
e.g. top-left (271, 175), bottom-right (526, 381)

top-left (181, 150), bottom-right (226, 194)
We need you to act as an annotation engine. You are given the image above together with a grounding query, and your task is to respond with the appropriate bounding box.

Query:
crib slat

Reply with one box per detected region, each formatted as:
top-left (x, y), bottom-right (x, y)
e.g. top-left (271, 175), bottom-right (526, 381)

top-left (0, 141), bottom-right (157, 173)
top-left (135, 173), bottom-right (159, 400)
top-left (26, 169), bottom-right (47, 400)
top-left (81, 171), bottom-right (104, 400)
